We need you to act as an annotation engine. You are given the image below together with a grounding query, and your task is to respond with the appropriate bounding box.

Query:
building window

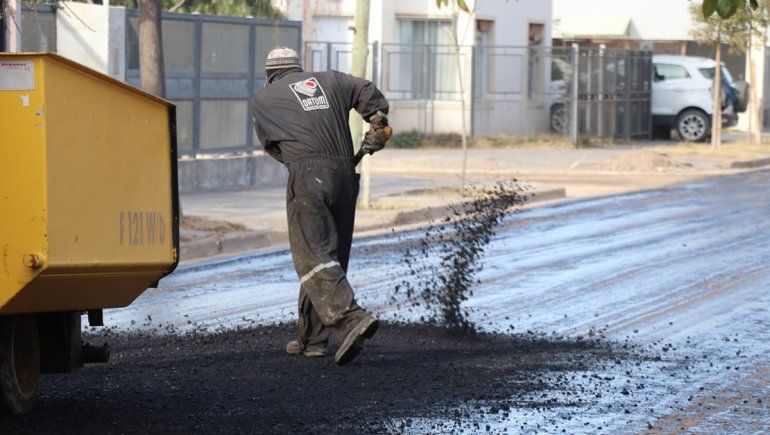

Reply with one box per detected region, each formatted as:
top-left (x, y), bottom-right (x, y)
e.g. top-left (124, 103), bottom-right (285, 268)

top-left (396, 19), bottom-right (460, 100)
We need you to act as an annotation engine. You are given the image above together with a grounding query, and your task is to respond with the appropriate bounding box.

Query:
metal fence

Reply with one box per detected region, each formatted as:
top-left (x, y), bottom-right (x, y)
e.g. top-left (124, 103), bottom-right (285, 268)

top-left (124, 11), bottom-right (301, 155)
top-left (568, 46), bottom-right (653, 141)
top-left (305, 41), bottom-right (652, 144)
top-left (20, 4), bottom-right (57, 52)
top-left (17, 5), bottom-right (652, 149)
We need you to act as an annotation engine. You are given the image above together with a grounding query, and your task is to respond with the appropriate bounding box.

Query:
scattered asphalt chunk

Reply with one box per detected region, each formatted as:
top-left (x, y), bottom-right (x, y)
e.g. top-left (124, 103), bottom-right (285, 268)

top-left (391, 181), bottom-right (527, 332)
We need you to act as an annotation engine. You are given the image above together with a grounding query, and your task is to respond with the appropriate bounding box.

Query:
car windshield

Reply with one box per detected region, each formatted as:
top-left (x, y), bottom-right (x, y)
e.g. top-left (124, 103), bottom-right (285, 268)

top-left (698, 66), bottom-right (735, 84)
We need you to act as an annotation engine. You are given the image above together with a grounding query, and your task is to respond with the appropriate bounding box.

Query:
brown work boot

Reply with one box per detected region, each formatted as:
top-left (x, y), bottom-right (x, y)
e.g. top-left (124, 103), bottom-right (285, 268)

top-left (285, 340), bottom-right (326, 358)
top-left (335, 315), bottom-right (379, 366)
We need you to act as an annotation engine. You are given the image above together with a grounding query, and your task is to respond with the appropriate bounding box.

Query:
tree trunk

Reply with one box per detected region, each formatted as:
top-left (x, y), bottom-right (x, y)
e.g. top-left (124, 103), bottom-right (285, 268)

top-left (2, 0), bottom-right (22, 52)
top-left (451, 9), bottom-right (469, 197)
top-left (138, 0), bottom-right (166, 98)
top-left (350, 0), bottom-right (370, 207)
top-left (711, 32), bottom-right (722, 149)
top-left (749, 55), bottom-right (761, 145)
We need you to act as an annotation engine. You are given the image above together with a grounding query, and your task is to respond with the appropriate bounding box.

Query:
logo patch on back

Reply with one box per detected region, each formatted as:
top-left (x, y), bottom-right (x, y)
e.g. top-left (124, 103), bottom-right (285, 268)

top-left (289, 77), bottom-right (330, 111)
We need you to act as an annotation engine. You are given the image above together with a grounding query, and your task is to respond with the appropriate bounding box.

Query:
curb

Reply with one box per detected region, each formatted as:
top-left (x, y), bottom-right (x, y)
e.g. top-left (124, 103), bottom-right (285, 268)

top-left (180, 230), bottom-right (271, 261)
top-left (179, 187), bottom-right (567, 261)
top-left (383, 187), bottom-right (566, 229)
top-left (729, 157), bottom-right (770, 169)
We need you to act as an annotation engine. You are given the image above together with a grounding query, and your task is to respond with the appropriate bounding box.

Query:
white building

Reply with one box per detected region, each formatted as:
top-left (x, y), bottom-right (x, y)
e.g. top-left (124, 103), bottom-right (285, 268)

top-left (553, 0), bottom-right (693, 52)
top-left (276, 0), bottom-right (554, 137)
top-left (277, 0), bottom-right (550, 46)
top-left (16, 0), bottom-right (555, 139)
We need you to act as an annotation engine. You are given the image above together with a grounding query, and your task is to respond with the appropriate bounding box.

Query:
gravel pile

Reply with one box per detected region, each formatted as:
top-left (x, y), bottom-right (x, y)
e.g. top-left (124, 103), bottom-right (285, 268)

top-left (0, 323), bottom-right (656, 433)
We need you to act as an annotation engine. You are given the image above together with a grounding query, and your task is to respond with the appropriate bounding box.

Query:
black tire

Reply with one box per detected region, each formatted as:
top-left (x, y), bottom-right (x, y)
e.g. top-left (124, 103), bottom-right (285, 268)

top-left (0, 315), bottom-right (40, 416)
top-left (550, 103), bottom-right (568, 134)
top-left (676, 109), bottom-right (710, 143)
top-left (652, 126), bottom-right (672, 140)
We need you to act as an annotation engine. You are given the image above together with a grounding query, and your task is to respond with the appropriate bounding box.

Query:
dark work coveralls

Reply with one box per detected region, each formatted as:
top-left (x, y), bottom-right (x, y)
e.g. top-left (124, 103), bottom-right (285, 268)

top-left (250, 68), bottom-right (389, 349)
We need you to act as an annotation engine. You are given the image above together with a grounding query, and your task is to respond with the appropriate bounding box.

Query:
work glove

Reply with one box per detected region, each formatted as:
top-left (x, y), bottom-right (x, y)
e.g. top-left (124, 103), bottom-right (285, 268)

top-left (368, 112), bottom-right (389, 129)
top-left (362, 125), bottom-right (392, 154)
top-left (362, 111), bottom-right (391, 154)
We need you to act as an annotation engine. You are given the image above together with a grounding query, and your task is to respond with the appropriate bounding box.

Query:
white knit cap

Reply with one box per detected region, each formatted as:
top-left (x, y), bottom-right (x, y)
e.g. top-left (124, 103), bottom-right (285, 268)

top-left (265, 47), bottom-right (301, 70)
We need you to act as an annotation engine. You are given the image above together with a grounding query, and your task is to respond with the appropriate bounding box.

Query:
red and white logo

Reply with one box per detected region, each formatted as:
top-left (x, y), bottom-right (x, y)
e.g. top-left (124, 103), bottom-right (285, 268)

top-left (289, 77), bottom-right (330, 111)
top-left (292, 79), bottom-right (319, 97)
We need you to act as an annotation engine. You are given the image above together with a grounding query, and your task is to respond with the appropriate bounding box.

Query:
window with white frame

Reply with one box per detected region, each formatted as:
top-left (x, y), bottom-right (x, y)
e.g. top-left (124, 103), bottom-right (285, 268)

top-left (395, 19), bottom-right (460, 100)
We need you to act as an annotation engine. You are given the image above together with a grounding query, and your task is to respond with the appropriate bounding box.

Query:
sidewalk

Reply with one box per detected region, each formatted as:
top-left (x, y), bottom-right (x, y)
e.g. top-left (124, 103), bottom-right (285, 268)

top-left (180, 175), bottom-right (565, 259)
top-left (179, 144), bottom-right (770, 260)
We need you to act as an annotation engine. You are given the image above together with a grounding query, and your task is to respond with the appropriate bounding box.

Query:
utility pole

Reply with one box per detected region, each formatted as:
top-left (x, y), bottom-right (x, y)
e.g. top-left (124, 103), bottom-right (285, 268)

top-left (2, 0), bottom-right (22, 52)
top-left (350, 0), bottom-right (371, 208)
top-left (710, 26), bottom-right (722, 149)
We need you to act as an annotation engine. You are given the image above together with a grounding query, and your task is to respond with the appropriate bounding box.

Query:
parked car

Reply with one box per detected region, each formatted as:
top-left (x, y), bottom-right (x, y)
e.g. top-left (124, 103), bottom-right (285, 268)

top-left (651, 55), bottom-right (748, 142)
top-left (549, 55), bottom-right (749, 142)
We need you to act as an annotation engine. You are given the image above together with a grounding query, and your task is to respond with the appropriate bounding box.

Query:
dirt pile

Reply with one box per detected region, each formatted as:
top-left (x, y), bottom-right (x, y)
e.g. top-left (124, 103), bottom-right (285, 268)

top-left (391, 181), bottom-right (527, 332)
top-left (180, 215), bottom-right (249, 242)
top-left (597, 149), bottom-right (691, 172)
top-left (0, 323), bottom-right (656, 433)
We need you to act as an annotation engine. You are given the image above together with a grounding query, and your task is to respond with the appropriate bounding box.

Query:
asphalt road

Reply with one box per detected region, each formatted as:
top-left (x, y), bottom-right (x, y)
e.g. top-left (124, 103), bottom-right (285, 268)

top-left (5, 169), bottom-right (769, 433)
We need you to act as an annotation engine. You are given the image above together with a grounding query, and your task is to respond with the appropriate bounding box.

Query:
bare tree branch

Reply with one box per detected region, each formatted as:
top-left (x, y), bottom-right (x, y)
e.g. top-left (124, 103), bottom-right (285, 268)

top-left (168, 0), bottom-right (186, 13)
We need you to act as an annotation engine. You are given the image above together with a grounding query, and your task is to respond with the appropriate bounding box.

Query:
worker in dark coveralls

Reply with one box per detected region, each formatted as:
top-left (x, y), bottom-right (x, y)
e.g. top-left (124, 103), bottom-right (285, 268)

top-left (250, 47), bottom-right (391, 365)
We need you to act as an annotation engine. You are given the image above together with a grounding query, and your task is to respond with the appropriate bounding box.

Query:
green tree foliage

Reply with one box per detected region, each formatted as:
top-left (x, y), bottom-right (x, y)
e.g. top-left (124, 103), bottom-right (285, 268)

top-left (691, 0), bottom-right (769, 51)
top-left (435, 0), bottom-right (470, 13)
top-left (701, 0), bottom-right (764, 19)
top-left (74, 0), bottom-right (284, 19)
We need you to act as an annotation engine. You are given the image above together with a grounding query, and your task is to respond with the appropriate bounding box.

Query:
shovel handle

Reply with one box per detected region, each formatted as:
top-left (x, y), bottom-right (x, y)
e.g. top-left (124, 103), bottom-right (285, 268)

top-left (354, 147), bottom-right (371, 165)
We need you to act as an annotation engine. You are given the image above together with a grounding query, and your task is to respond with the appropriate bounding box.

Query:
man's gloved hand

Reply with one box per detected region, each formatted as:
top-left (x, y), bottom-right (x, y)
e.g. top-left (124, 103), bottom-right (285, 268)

top-left (369, 112), bottom-right (389, 129)
top-left (362, 125), bottom-right (392, 154)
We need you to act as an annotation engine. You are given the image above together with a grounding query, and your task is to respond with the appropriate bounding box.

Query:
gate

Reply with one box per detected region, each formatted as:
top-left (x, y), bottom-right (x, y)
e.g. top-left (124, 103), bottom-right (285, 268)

top-left (303, 41), bottom-right (654, 144)
top-left (471, 44), bottom-right (653, 142)
top-left (125, 12), bottom-right (302, 155)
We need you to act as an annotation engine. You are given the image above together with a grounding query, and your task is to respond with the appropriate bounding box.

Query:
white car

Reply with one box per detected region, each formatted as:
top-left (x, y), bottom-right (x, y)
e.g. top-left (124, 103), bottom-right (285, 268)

top-left (652, 55), bottom-right (747, 142)
top-left (549, 55), bottom-right (748, 142)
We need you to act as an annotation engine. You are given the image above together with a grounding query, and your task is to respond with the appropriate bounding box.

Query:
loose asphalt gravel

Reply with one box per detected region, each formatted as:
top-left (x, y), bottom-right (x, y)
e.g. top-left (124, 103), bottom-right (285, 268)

top-left (2, 323), bottom-right (656, 434)
top-left (2, 169), bottom-right (769, 433)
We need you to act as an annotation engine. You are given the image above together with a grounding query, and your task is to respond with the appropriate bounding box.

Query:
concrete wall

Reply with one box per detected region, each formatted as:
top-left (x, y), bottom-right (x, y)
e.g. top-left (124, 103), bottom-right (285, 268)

top-left (739, 42), bottom-right (766, 132)
top-left (108, 6), bottom-right (126, 81)
top-left (56, 2), bottom-right (109, 74)
top-left (177, 153), bottom-right (288, 193)
top-left (54, 2), bottom-right (124, 81)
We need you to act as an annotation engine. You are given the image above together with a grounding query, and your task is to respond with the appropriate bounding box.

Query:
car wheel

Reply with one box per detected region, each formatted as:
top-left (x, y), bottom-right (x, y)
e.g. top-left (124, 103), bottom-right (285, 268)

top-left (676, 109), bottom-right (710, 143)
top-left (550, 104), bottom-right (568, 134)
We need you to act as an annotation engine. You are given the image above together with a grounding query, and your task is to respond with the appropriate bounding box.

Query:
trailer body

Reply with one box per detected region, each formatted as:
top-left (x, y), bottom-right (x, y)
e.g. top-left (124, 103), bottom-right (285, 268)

top-left (0, 52), bottom-right (179, 414)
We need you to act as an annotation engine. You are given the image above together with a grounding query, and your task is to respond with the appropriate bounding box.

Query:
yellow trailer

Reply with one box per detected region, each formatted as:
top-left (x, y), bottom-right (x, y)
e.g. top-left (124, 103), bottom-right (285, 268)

top-left (0, 53), bottom-right (179, 414)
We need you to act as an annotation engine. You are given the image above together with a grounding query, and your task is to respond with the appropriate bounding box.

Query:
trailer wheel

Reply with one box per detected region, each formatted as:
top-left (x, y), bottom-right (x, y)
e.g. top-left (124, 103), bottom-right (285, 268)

top-left (0, 315), bottom-right (40, 415)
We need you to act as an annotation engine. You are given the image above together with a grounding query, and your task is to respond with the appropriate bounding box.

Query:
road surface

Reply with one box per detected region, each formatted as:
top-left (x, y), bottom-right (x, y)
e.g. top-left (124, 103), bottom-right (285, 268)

top-left (7, 169), bottom-right (769, 433)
